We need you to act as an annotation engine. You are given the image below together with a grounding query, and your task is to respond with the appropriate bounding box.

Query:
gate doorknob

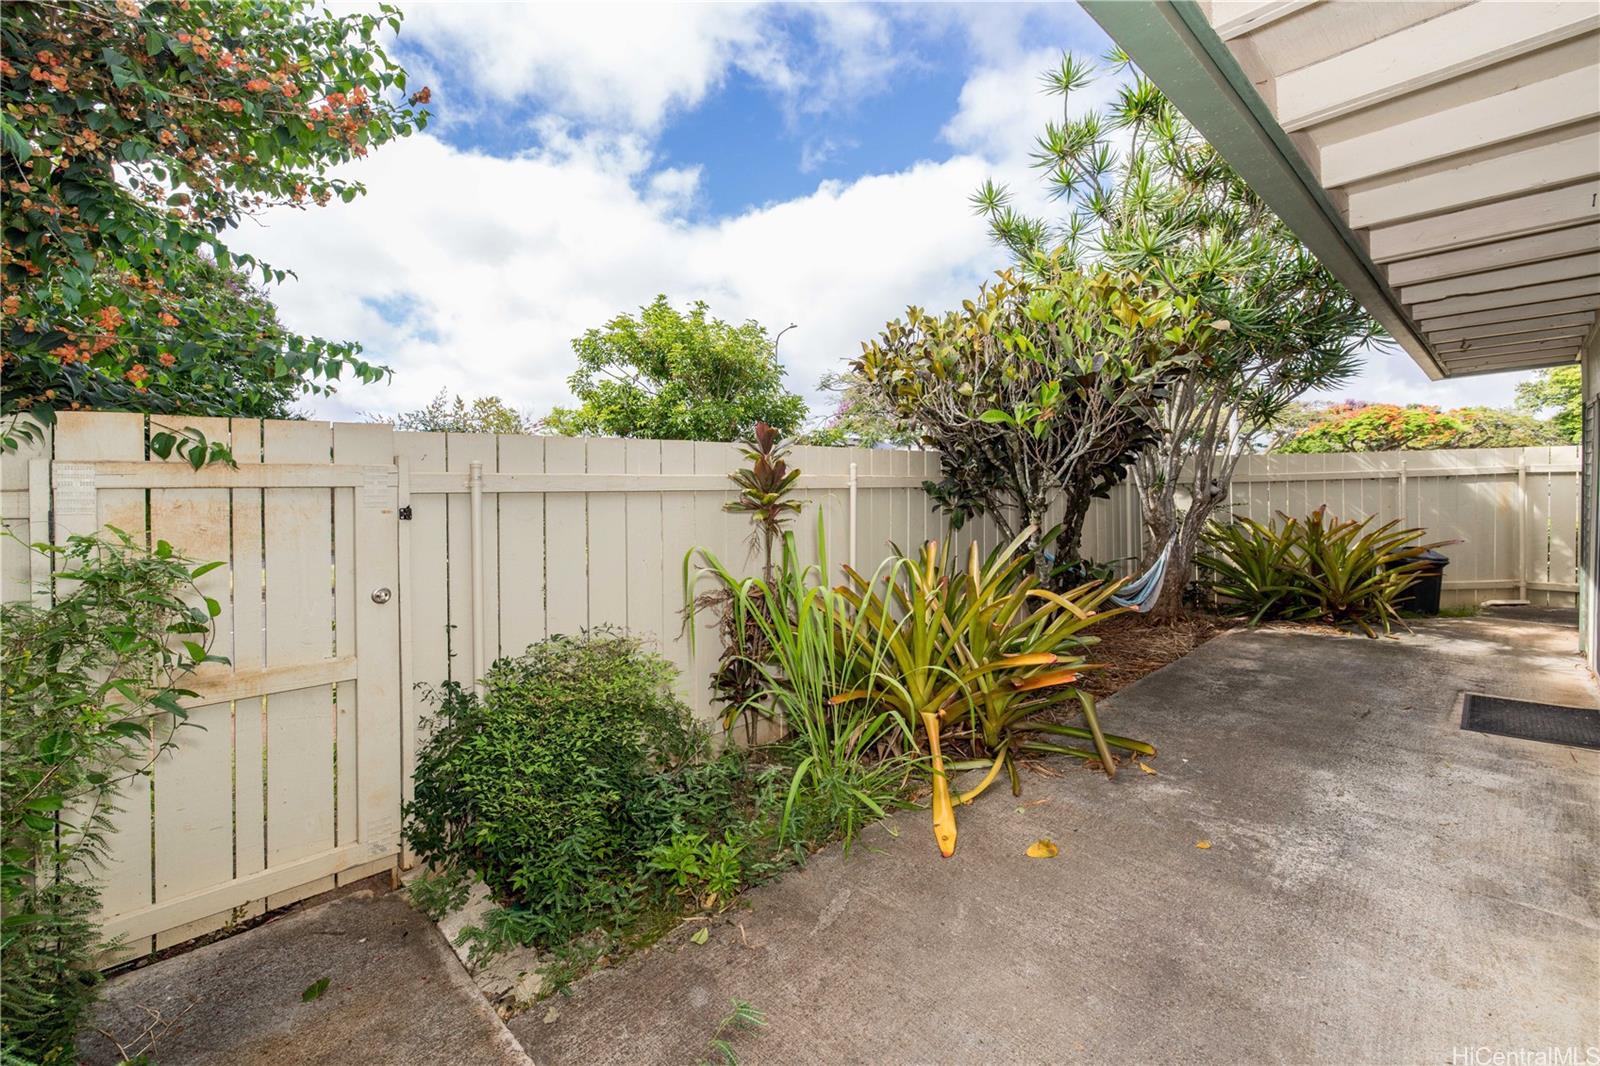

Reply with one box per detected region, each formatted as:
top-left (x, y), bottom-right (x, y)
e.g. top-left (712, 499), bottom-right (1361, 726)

top-left (371, 587), bottom-right (392, 605)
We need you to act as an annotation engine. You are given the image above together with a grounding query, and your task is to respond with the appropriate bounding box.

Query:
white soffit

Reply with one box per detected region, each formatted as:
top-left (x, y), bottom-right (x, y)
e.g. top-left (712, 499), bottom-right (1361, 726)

top-left (1086, 0), bottom-right (1600, 380)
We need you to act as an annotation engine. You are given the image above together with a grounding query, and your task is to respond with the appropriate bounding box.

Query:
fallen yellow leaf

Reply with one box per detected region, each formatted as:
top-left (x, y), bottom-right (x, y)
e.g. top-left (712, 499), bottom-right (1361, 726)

top-left (1137, 761), bottom-right (1157, 775)
top-left (1195, 840), bottom-right (1211, 850)
top-left (1026, 839), bottom-right (1060, 859)
top-left (690, 927), bottom-right (710, 945)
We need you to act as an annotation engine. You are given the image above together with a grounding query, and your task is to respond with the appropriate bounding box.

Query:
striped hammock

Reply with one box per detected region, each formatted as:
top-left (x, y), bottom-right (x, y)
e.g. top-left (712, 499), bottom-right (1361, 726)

top-left (1109, 538), bottom-right (1175, 612)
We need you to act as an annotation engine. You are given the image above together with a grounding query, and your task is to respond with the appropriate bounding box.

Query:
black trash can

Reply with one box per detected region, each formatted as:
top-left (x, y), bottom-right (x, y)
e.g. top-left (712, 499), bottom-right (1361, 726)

top-left (1398, 549), bottom-right (1449, 615)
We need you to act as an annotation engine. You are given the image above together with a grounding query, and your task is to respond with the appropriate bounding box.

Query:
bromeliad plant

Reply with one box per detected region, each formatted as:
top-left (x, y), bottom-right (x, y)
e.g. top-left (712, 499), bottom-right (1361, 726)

top-left (687, 523), bottom-right (1149, 858)
top-left (831, 532), bottom-right (1145, 856)
top-left (1199, 507), bottom-right (1445, 635)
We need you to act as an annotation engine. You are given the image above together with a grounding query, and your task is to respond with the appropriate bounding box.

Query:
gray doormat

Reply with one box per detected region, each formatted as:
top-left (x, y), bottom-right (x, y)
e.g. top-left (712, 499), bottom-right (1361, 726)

top-left (1461, 693), bottom-right (1600, 750)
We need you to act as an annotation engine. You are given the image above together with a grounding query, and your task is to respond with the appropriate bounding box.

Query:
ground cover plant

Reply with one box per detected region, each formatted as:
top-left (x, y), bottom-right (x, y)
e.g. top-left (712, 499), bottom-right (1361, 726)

top-left (1, 529), bottom-right (224, 1064)
top-left (1199, 508), bottom-right (1443, 635)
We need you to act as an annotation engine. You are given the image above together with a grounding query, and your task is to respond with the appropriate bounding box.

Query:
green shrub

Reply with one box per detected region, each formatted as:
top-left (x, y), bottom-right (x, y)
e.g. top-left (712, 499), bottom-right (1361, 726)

top-left (1199, 507), bottom-right (1441, 636)
top-left (403, 628), bottom-right (747, 949)
top-left (2, 529), bottom-right (223, 1064)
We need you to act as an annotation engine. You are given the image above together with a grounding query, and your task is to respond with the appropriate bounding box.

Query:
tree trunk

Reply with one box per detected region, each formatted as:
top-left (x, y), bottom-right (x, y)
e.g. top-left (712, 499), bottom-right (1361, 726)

top-left (1145, 472), bottom-right (1232, 618)
top-left (1039, 485), bottom-right (1094, 589)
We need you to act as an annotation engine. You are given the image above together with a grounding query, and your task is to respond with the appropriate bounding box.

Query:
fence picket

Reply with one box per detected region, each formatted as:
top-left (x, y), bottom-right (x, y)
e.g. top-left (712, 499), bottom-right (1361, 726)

top-left (261, 419), bottom-right (338, 910)
top-left (149, 416), bottom-right (237, 950)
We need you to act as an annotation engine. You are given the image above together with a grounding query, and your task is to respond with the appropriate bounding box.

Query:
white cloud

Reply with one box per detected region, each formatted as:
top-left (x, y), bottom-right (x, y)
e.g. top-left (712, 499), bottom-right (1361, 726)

top-left (231, 4), bottom-right (1529, 424)
top-left (236, 132), bottom-right (1003, 422)
top-left (400, 2), bottom-right (775, 132)
top-left (1307, 342), bottom-right (1538, 411)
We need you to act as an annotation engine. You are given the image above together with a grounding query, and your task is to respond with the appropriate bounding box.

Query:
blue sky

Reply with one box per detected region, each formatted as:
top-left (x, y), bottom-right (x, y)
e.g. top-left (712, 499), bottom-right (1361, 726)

top-left (238, 2), bottom-right (1535, 423)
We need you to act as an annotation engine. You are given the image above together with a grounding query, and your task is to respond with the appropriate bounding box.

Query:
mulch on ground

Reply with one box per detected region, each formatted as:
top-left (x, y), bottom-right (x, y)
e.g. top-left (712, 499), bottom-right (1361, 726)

top-left (1076, 611), bottom-right (1233, 698)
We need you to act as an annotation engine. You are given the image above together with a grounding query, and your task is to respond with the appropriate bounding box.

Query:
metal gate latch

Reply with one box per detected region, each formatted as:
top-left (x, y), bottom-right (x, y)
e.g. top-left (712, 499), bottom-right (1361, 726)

top-left (371, 587), bottom-right (392, 605)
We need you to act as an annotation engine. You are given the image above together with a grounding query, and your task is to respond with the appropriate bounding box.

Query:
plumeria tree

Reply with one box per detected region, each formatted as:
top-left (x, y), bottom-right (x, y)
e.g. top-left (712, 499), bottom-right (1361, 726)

top-left (1, 0), bottom-right (430, 427)
top-left (857, 264), bottom-right (1221, 581)
top-left (975, 52), bottom-right (1376, 613)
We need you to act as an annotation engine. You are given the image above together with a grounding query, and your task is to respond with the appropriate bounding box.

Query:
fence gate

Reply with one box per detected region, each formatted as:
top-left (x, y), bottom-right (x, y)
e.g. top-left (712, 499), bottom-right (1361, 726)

top-left (10, 412), bottom-right (406, 959)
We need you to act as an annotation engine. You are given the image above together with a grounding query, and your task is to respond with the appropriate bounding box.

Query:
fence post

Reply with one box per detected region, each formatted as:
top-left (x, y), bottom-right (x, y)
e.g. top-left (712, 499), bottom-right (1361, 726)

top-left (396, 454), bottom-right (417, 868)
top-left (469, 460), bottom-right (486, 695)
top-left (1396, 459), bottom-right (1407, 528)
top-left (1516, 451), bottom-right (1528, 602)
top-left (848, 461), bottom-right (858, 572)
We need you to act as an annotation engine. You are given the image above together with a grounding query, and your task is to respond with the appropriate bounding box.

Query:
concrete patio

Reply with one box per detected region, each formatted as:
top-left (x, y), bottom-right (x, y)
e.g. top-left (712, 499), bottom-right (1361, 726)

top-left (80, 611), bottom-right (1598, 1065)
top-left (78, 887), bottom-right (531, 1066)
top-left (513, 612), bottom-right (1598, 1065)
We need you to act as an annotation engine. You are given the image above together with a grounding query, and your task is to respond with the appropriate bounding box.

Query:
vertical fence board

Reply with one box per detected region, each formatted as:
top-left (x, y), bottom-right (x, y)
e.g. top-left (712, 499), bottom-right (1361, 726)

top-left (149, 417), bottom-right (237, 950)
top-left (53, 413), bottom-right (152, 961)
top-left (625, 440), bottom-right (665, 648)
top-left (445, 434), bottom-right (497, 686)
top-left (0, 417), bottom-right (49, 604)
top-left (659, 439), bottom-right (698, 706)
top-left (230, 419), bottom-right (268, 914)
top-left (394, 429), bottom-right (447, 868)
top-left (334, 423), bottom-right (402, 882)
top-left (544, 437), bottom-right (589, 637)
top-left (261, 420), bottom-right (338, 910)
top-left (586, 438), bottom-right (629, 628)
top-left (496, 435), bottom-right (546, 656)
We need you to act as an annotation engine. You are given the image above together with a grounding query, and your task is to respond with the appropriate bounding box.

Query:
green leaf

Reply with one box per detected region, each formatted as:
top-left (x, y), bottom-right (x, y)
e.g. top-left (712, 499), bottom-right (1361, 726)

top-left (0, 116), bottom-right (32, 161)
top-left (301, 977), bottom-right (331, 1002)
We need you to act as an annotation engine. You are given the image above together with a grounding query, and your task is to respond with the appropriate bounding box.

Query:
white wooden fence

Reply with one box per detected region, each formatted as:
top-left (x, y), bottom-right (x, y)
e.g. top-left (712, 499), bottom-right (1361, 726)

top-left (0, 415), bottom-right (1578, 958)
top-left (1220, 447), bottom-right (1582, 608)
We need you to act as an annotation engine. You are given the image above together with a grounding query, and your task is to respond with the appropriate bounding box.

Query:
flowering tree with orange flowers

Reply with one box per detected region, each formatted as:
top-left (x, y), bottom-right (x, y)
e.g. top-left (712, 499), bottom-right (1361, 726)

top-left (1, 0), bottom-right (430, 432)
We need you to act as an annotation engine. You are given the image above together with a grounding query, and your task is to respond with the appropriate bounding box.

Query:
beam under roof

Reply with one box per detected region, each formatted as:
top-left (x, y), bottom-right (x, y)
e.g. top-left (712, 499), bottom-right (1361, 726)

top-left (1085, 1), bottom-right (1600, 380)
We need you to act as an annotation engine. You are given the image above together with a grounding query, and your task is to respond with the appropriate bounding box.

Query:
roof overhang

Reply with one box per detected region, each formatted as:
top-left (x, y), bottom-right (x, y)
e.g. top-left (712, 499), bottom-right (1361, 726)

top-left (1081, 0), bottom-right (1600, 381)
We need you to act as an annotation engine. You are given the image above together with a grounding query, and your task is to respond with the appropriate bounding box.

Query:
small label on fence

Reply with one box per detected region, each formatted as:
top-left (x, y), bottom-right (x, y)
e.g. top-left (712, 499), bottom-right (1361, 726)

top-left (362, 468), bottom-right (397, 511)
top-left (53, 463), bottom-right (97, 522)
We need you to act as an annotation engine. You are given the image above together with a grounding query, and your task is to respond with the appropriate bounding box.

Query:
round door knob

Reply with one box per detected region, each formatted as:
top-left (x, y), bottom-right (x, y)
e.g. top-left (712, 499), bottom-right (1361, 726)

top-left (371, 587), bottom-right (392, 604)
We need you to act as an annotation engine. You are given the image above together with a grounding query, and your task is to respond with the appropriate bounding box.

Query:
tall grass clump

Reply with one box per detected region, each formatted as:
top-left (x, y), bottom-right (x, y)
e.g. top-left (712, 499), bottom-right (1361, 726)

top-left (688, 524), bottom-right (914, 849)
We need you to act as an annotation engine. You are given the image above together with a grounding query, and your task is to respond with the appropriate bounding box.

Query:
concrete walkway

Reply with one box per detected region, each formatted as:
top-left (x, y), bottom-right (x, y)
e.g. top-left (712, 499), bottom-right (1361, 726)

top-left (79, 887), bottom-right (531, 1066)
top-left (510, 615), bottom-right (1599, 1065)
